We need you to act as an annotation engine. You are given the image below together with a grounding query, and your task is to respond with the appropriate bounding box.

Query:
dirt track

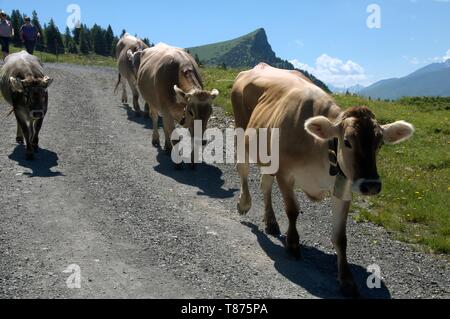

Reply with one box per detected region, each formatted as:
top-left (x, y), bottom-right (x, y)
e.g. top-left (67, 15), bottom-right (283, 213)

top-left (0, 63), bottom-right (449, 299)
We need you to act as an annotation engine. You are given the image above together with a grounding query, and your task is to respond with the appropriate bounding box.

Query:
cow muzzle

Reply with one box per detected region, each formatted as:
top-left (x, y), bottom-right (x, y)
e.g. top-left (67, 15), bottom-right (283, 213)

top-left (30, 110), bottom-right (45, 119)
top-left (354, 179), bottom-right (382, 196)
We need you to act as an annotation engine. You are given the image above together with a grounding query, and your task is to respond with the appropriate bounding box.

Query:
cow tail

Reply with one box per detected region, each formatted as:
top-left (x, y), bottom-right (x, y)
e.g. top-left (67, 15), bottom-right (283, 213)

top-left (3, 108), bottom-right (14, 119)
top-left (114, 73), bottom-right (122, 94)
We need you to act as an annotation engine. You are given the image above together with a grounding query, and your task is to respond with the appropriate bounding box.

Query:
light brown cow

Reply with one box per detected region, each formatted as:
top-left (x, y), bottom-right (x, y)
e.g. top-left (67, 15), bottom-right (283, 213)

top-left (232, 63), bottom-right (414, 297)
top-left (132, 43), bottom-right (219, 153)
top-left (0, 51), bottom-right (53, 160)
top-left (114, 33), bottom-right (148, 116)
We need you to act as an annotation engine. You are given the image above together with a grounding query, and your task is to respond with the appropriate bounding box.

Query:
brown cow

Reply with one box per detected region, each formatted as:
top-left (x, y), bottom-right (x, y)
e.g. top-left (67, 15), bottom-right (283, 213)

top-left (132, 43), bottom-right (219, 153)
top-left (0, 51), bottom-right (53, 160)
top-left (232, 63), bottom-right (414, 297)
top-left (114, 33), bottom-right (148, 116)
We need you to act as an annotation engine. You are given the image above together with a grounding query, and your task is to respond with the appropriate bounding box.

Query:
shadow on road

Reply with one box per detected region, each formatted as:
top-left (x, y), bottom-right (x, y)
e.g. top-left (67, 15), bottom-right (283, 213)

top-left (8, 145), bottom-right (64, 178)
top-left (119, 104), bottom-right (163, 130)
top-left (242, 222), bottom-right (392, 299)
top-left (154, 149), bottom-right (238, 199)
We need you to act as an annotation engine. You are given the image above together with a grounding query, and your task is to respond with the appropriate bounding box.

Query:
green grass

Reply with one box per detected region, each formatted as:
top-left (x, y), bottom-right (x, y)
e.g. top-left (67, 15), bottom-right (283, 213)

top-left (201, 67), bottom-right (242, 114)
top-left (5, 48), bottom-right (449, 254)
top-left (10, 46), bottom-right (116, 68)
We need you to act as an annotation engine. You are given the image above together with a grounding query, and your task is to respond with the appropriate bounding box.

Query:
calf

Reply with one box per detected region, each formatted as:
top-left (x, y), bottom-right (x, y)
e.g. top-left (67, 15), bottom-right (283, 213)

top-left (0, 51), bottom-right (53, 160)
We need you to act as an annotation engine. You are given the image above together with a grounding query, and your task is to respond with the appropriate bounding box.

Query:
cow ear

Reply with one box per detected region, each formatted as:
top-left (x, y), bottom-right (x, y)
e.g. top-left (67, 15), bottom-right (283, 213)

top-left (305, 116), bottom-right (339, 141)
top-left (174, 85), bottom-right (188, 104)
top-left (40, 76), bottom-right (53, 88)
top-left (210, 89), bottom-right (219, 100)
top-left (382, 121), bottom-right (415, 145)
top-left (10, 77), bottom-right (25, 93)
top-left (127, 49), bottom-right (134, 61)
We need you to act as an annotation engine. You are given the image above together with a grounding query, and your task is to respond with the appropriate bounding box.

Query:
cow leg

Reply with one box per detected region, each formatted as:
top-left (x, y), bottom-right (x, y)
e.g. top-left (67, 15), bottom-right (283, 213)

top-left (32, 118), bottom-right (44, 152)
top-left (144, 102), bottom-right (150, 119)
top-left (261, 174), bottom-right (281, 236)
top-left (150, 106), bottom-right (160, 148)
top-left (16, 122), bottom-right (24, 145)
top-left (121, 82), bottom-right (128, 104)
top-left (15, 114), bottom-right (33, 160)
top-left (331, 196), bottom-right (359, 297)
top-left (162, 114), bottom-right (175, 153)
top-left (277, 174), bottom-right (302, 259)
top-left (237, 162), bottom-right (252, 215)
top-left (130, 84), bottom-right (142, 116)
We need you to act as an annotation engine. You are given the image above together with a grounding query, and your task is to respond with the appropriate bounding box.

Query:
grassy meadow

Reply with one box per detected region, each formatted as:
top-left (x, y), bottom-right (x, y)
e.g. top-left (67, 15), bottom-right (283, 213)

top-left (10, 46), bottom-right (117, 68)
top-left (3, 48), bottom-right (449, 254)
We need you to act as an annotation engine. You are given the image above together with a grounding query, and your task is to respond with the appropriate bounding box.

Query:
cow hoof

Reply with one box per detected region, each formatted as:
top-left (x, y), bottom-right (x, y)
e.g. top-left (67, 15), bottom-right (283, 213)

top-left (237, 203), bottom-right (251, 216)
top-left (16, 137), bottom-right (24, 145)
top-left (164, 146), bottom-right (173, 155)
top-left (174, 163), bottom-right (183, 171)
top-left (286, 244), bottom-right (303, 261)
top-left (33, 145), bottom-right (39, 152)
top-left (143, 112), bottom-right (150, 119)
top-left (26, 153), bottom-right (35, 161)
top-left (339, 280), bottom-right (360, 299)
top-left (265, 222), bottom-right (281, 237)
top-left (190, 163), bottom-right (197, 171)
top-left (152, 140), bottom-right (161, 148)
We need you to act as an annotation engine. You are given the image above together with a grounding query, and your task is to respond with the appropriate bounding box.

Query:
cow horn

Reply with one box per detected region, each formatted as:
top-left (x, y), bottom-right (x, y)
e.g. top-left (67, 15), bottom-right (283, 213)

top-left (40, 76), bottom-right (53, 88)
top-left (9, 77), bottom-right (25, 93)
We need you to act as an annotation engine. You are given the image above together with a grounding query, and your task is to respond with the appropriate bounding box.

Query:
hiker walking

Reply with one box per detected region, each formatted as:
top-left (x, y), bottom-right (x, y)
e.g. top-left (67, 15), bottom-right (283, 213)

top-left (20, 16), bottom-right (40, 55)
top-left (0, 11), bottom-right (14, 61)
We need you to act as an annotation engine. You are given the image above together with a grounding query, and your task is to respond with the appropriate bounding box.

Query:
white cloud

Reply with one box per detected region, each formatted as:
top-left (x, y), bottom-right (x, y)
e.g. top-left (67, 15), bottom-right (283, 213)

top-left (290, 54), bottom-right (368, 88)
top-left (402, 56), bottom-right (421, 65)
top-left (407, 50), bottom-right (450, 65)
top-left (443, 49), bottom-right (450, 61)
top-left (295, 40), bottom-right (304, 47)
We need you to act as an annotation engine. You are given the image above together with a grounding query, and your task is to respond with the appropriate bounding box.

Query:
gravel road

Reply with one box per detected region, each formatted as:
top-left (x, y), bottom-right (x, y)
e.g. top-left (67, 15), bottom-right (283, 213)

top-left (0, 63), bottom-right (448, 299)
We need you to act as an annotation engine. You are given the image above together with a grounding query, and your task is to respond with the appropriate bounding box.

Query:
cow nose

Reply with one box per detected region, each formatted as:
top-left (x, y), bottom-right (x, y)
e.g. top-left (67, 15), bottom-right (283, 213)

top-left (202, 140), bottom-right (208, 146)
top-left (360, 180), bottom-right (382, 196)
top-left (30, 110), bottom-right (44, 119)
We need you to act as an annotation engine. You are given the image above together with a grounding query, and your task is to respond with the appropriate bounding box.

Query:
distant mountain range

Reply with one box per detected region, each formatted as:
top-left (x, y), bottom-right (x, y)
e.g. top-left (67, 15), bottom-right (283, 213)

top-left (360, 59), bottom-right (450, 100)
top-left (187, 28), bottom-right (330, 93)
top-left (328, 84), bottom-right (366, 94)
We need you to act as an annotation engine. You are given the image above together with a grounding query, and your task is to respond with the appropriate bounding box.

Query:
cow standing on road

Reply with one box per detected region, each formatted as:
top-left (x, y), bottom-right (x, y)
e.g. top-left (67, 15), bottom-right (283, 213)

top-left (0, 51), bottom-right (53, 160)
top-left (232, 63), bottom-right (414, 297)
top-left (130, 43), bottom-right (219, 155)
top-left (114, 33), bottom-right (148, 117)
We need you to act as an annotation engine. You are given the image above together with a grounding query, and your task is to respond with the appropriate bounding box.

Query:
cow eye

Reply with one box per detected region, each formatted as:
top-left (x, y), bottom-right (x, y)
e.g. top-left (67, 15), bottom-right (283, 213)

top-left (344, 139), bottom-right (352, 149)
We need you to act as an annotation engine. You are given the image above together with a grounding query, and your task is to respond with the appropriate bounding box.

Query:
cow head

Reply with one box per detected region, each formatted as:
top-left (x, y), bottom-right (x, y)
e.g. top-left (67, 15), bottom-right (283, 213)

top-left (10, 76), bottom-right (53, 120)
top-left (127, 48), bottom-right (145, 76)
top-left (174, 85), bottom-right (219, 140)
top-left (305, 106), bottom-right (414, 196)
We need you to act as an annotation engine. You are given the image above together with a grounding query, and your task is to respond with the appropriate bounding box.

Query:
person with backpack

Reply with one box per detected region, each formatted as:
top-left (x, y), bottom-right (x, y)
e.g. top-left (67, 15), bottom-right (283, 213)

top-left (0, 11), bottom-right (14, 61)
top-left (20, 16), bottom-right (40, 55)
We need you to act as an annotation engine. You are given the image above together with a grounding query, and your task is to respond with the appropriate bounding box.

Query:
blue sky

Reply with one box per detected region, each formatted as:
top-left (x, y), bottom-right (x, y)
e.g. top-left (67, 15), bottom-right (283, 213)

top-left (1, 0), bottom-right (449, 87)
